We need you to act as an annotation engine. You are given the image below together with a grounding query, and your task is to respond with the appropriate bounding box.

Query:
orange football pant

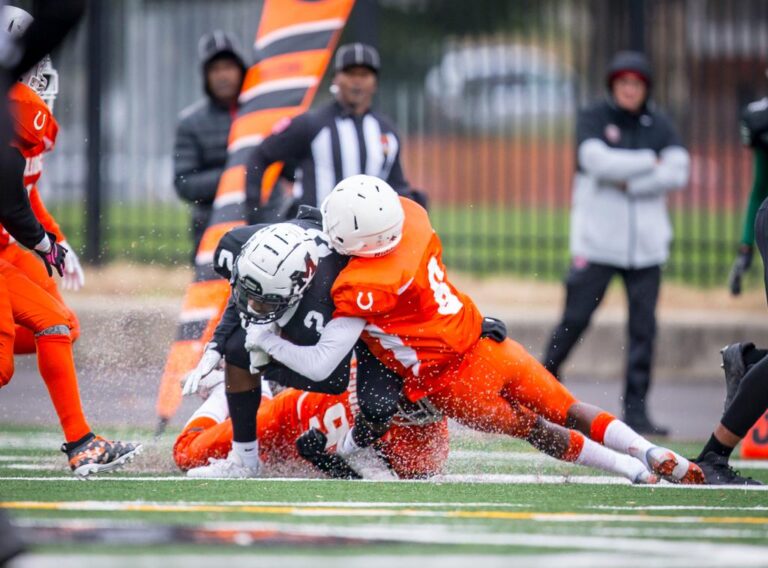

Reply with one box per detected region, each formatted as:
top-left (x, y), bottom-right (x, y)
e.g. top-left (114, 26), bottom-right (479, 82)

top-left (173, 388), bottom-right (450, 479)
top-left (0, 244), bottom-right (80, 352)
top-left (429, 337), bottom-right (579, 438)
top-left (0, 256), bottom-right (90, 442)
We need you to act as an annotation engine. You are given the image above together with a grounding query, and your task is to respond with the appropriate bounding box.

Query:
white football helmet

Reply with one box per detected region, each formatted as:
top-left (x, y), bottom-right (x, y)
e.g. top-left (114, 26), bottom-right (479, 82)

top-left (1, 6), bottom-right (52, 99)
top-left (321, 175), bottom-right (404, 257)
top-left (233, 223), bottom-right (320, 324)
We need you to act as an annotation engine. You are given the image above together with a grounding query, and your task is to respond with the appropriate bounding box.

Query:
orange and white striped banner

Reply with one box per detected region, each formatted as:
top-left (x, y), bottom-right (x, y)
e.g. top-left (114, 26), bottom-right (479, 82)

top-left (155, 0), bottom-right (356, 426)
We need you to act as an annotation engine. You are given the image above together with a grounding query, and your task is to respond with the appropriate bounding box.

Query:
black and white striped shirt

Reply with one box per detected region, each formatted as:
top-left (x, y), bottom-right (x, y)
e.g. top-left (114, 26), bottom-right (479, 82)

top-left (245, 100), bottom-right (408, 223)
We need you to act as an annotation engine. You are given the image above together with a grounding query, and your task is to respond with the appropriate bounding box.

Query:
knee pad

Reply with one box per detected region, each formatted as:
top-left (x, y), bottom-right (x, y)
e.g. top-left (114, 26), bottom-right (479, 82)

top-left (35, 325), bottom-right (71, 338)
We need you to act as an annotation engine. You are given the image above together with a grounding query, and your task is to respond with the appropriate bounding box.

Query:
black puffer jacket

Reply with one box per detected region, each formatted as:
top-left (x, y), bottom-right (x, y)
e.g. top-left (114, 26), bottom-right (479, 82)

top-left (173, 30), bottom-right (246, 256)
top-left (173, 98), bottom-right (235, 251)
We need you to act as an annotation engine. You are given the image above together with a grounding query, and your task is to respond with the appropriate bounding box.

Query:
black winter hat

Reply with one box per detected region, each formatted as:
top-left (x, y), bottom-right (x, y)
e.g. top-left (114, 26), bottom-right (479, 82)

top-left (334, 43), bottom-right (380, 74)
top-left (605, 50), bottom-right (653, 90)
top-left (198, 30), bottom-right (246, 71)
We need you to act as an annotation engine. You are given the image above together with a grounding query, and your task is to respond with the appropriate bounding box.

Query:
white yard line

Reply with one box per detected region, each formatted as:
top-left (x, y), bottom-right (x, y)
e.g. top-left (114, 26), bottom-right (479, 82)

top-left (1, 472), bottom-right (768, 489)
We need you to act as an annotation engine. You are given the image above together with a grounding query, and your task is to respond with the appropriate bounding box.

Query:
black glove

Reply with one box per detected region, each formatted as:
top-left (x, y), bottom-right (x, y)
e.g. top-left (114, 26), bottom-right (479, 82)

top-left (481, 316), bottom-right (507, 342)
top-left (34, 231), bottom-right (68, 278)
top-left (728, 245), bottom-right (754, 296)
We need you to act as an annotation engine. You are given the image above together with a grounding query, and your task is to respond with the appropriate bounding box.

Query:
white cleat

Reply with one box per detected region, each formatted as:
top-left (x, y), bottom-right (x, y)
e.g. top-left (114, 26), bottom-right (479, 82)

top-left (345, 446), bottom-right (398, 481)
top-left (186, 451), bottom-right (260, 479)
top-left (646, 446), bottom-right (705, 485)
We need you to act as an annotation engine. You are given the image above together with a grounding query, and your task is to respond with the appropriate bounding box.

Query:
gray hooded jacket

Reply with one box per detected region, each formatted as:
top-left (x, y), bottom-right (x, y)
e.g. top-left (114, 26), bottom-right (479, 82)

top-left (569, 52), bottom-right (690, 268)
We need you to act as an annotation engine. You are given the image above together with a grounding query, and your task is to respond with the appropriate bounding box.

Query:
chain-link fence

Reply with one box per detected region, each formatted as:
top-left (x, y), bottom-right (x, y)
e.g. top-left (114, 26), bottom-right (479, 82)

top-left (31, 0), bottom-right (768, 286)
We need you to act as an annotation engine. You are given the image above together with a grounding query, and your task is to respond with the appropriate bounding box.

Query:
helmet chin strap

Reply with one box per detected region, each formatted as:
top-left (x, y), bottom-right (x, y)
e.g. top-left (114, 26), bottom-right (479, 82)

top-left (277, 303), bottom-right (300, 327)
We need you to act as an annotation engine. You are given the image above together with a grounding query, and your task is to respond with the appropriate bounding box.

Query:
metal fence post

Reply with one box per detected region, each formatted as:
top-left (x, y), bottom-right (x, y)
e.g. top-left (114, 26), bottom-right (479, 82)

top-left (630, 0), bottom-right (646, 53)
top-left (85, 0), bottom-right (104, 264)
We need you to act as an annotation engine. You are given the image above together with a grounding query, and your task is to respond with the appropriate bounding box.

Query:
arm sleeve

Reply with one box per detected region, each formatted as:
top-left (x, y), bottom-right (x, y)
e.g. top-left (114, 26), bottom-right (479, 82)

top-left (173, 120), bottom-right (224, 204)
top-left (625, 146), bottom-right (690, 197)
top-left (578, 139), bottom-right (657, 182)
top-left (245, 115), bottom-right (311, 214)
top-left (0, 146), bottom-right (46, 249)
top-left (741, 147), bottom-right (768, 246)
top-left (29, 185), bottom-right (66, 243)
top-left (210, 297), bottom-right (241, 353)
top-left (257, 316), bottom-right (366, 382)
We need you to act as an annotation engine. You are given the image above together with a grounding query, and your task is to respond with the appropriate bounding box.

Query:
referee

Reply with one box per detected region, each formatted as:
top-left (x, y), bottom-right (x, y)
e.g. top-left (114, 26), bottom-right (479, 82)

top-left (245, 42), bottom-right (423, 223)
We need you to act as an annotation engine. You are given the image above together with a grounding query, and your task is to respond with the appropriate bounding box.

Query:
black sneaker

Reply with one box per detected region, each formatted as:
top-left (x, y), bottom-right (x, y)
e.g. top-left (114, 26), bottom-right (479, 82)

top-left (625, 414), bottom-right (670, 437)
top-left (694, 451), bottom-right (763, 486)
top-left (720, 342), bottom-right (753, 411)
top-left (62, 434), bottom-right (142, 478)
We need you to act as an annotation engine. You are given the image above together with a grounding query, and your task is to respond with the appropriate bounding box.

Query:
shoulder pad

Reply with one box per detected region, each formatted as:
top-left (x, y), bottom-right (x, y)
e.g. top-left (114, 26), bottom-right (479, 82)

top-left (295, 205), bottom-right (322, 223)
top-left (213, 224), bottom-right (264, 279)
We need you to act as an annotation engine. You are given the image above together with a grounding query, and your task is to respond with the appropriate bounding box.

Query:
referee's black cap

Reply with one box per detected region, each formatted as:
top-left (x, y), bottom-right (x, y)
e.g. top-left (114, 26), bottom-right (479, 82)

top-left (334, 43), bottom-right (380, 75)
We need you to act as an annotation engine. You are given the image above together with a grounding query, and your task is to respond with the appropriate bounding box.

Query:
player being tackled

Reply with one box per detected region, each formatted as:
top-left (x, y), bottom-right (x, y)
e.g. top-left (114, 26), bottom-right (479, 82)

top-left (245, 175), bottom-right (705, 485)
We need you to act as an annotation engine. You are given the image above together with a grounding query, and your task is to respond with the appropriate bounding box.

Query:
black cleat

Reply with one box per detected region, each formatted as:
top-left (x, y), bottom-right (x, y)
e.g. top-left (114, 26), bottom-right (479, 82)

top-left (694, 451), bottom-right (763, 486)
top-left (720, 342), bottom-right (754, 412)
top-left (296, 428), bottom-right (362, 480)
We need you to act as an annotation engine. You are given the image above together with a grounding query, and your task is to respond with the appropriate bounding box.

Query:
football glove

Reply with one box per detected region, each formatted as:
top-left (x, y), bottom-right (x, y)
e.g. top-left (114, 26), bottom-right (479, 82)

top-left (34, 232), bottom-right (67, 278)
top-left (60, 240), bottom-right (85, 291)
top-left (481, 316), bottom-right (507, 342)
top-left (244, 322), bottom-right (277, 353)
top-left (182, 344), bottom-right (222, 396)
top-left (728, 245), bottom-right (753, 296)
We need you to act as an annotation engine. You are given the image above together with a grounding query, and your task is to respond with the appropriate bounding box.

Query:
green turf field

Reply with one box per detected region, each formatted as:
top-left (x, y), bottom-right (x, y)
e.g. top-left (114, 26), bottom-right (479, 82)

top-left (46, 201), bottom-right (756, 288)
top-left (2, 425), bottom-right (767, 566)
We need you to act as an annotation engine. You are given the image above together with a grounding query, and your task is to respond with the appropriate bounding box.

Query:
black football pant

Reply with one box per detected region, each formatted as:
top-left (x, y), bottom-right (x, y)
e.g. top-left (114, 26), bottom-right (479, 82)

top-left (542, 261), bottom-right (661, 420)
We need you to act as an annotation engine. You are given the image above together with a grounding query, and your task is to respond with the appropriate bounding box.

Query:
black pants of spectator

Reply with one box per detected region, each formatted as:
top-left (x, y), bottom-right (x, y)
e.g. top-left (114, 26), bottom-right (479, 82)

top-left (542, 261), bottom-right (661, 420)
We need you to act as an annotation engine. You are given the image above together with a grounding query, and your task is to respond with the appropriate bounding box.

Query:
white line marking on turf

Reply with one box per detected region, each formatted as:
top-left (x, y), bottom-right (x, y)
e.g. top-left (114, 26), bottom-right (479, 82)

top-left (0, 474), bottom-right (768, 491)
top-left (731, 459), bottom-right (768, 470)
top-left (1, 473), bottom-right (767, 489)
top-left (4, 500), bottom-right (768, 526)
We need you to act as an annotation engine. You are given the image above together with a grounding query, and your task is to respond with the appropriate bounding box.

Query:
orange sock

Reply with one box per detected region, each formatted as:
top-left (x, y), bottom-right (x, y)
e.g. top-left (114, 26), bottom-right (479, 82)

top-left (13, 326), bottom-right (36, 354)
top-left (35, 334), bottom-right (92, 443)
top-left (589, 411), bottom-right (616, 445)
top-left (562, 429), bottom-right (586, 462)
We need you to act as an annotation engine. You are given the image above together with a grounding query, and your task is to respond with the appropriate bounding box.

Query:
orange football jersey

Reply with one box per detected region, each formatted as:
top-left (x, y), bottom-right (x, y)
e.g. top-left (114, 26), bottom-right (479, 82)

top-left (8, 83), bottom-right (58, 159)
top-left (1, 85), bottom-right (64, 248)
top-left (332, 197), bottom-right (483, 401)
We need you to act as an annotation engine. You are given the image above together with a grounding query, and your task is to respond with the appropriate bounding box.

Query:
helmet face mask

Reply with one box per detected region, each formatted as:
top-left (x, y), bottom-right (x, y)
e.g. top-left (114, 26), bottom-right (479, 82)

top-left (232, 224), bottom-right (319, 324)
top-left (39, 55), bottom-right (59, 110)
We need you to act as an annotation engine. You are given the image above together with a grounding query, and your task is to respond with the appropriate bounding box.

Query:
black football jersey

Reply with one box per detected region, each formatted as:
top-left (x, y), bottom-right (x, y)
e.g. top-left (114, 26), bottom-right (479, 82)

top-left (210, 207), bottom-right (350, 389)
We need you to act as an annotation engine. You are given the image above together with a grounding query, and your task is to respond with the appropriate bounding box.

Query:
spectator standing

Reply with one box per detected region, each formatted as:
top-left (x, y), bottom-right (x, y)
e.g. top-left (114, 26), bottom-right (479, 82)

top-left (542, 51), bottom-right (690, 436)
top-left (173, 30), bottom-right (246, 259)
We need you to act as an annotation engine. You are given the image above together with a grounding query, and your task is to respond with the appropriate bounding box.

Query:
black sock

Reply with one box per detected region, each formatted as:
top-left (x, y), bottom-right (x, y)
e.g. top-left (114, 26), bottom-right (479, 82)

top-left (697, 434), bottom-right (734, 461)
top-left (226, 388), bottom-right (261, 443)
top-left (62, 432), bottom-right (94, 453)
